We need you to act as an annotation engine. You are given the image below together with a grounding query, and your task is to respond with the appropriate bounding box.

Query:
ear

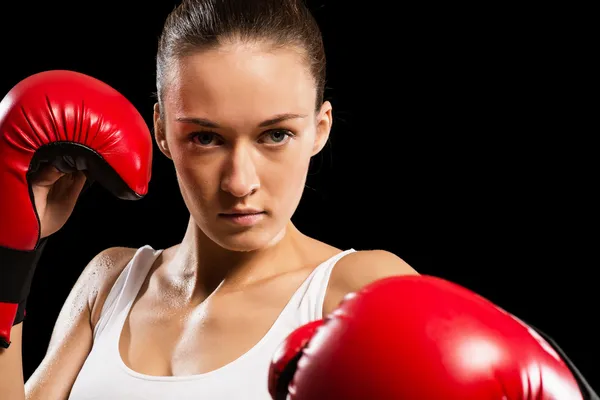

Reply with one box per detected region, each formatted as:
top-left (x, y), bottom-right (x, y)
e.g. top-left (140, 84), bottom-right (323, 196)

top-left (312, 101), bottom-right (333, 156)
top-left (154, 103), bottom-right (172, 160)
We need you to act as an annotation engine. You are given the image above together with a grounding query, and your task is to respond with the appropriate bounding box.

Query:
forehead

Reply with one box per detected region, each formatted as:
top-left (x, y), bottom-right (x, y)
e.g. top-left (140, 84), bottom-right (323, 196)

top-left (164, 42), bottom-right (316, 122)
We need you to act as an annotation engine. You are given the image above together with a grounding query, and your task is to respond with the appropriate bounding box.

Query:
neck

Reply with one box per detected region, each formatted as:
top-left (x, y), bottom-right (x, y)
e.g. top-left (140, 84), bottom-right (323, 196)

top-left (164, 217), bottom-right (305, 302)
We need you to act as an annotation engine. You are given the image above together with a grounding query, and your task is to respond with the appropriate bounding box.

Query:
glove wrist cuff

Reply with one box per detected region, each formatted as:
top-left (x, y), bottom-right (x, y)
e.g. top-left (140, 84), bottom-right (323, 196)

top-left (0, 238), bottom-right (48, 324)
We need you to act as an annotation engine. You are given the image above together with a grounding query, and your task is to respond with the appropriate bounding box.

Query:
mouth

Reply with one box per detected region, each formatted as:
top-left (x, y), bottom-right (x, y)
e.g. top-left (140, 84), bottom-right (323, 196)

top-left (218, 210), bottom-right (266, 226)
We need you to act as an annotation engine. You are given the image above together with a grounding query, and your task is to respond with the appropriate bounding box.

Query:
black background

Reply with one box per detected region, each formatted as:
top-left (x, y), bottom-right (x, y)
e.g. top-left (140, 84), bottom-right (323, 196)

top-left (2, 0), bottom-right (597, 393)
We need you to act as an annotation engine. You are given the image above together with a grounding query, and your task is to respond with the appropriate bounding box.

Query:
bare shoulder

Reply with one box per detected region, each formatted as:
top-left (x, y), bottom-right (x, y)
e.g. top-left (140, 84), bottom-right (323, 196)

top-left (24, 246), bottom-right (138, 398)
top-left (82, 246), bottom-right (138, 328)
top-left (331, 249), bottom-right (419, 292)
top-left (323, 249), bottom-right (419, 315)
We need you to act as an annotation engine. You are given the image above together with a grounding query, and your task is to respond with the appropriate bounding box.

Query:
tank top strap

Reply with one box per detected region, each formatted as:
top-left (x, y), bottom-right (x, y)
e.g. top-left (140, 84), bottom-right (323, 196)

top-left (93, 245), bottom-right (163, 340)
top-left (288, 248), bottom-right (356, 325)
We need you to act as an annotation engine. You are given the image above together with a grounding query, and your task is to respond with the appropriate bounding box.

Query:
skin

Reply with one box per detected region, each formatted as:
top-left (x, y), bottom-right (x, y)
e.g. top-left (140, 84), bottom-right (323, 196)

top-left (2, 40), bottom-right (418, 399)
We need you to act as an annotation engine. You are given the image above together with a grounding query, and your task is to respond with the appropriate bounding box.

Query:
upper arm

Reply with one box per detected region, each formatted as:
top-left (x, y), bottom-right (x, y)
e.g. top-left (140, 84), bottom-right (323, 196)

top-left (24, 246), bottom-right (135, 400)
top-left (323, 250), bottom-right (419, 316)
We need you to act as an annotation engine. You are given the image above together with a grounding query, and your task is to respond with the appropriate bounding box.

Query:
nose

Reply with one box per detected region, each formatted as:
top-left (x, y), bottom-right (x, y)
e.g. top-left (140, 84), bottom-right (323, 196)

top-left (220, 144), bottom-right (260, 198)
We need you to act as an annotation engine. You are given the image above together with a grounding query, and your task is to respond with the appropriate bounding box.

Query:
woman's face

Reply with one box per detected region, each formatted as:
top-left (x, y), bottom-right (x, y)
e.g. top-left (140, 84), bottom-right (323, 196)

top-left (155, 41), bottom-right (332, 252)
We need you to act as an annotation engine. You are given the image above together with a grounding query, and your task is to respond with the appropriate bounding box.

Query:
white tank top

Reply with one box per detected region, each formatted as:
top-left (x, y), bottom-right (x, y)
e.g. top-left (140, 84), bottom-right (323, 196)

top-left (68, 245), bottom-right (355, 400)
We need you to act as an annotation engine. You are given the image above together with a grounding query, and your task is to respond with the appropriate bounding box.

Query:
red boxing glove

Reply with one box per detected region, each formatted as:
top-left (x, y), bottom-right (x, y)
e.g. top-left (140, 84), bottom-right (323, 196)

top-left (0, 70), bottom-right (153, 347)
top-left (269, 320), bottom-right (324, 399)
top-left (270, 276), bottom-right (588, 400)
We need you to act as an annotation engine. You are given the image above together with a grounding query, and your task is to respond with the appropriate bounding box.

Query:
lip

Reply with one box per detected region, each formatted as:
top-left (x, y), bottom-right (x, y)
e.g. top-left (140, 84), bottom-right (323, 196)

top-left (218, 209), bottom-right (265, 226)
top-left (221, 208), bottom-right (264, 215)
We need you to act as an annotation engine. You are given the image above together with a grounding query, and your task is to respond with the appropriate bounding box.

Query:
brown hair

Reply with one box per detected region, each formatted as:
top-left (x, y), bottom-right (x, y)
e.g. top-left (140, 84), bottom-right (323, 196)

top-left (156, 0), bottom-right (326, 112)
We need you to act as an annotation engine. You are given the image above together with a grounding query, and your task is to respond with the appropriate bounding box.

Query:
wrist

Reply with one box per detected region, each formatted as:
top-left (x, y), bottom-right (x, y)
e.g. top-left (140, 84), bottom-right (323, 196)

top-left (0, 239), bottom-right (48, 325)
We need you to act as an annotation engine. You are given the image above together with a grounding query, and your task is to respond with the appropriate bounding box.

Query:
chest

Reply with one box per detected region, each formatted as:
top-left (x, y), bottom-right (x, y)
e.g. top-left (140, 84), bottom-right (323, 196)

top-left (118, 279), bottom-right (300, 377)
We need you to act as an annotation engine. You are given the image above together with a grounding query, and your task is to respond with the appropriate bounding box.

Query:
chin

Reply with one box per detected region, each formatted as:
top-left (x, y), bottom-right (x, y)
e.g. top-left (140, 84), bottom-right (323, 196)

top-left (212, 226), bottom-right (287, 253)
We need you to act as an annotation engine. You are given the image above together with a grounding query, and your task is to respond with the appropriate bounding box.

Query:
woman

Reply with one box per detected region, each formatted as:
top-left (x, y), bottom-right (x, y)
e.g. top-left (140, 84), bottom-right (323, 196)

top-left (5, 0), bottom-right (417, 399)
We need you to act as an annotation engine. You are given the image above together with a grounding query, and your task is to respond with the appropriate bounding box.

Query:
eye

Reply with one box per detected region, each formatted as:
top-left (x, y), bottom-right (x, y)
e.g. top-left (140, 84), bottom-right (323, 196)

top-left (191, 132), bottom-right (222, 146)
top-left (261, 129), bottom-right (293, 145)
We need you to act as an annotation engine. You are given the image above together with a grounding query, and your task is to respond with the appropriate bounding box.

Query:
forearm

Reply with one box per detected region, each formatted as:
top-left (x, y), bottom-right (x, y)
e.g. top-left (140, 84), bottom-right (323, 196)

top-left (0, 323), bottom-right (25, 400)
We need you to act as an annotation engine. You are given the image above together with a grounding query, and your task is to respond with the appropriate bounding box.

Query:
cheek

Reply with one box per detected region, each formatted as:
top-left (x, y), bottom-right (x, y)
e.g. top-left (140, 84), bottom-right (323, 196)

top-left (266, 145), bottom-right (312, 205)
top-left (170, 153), bottom-right (217, 209)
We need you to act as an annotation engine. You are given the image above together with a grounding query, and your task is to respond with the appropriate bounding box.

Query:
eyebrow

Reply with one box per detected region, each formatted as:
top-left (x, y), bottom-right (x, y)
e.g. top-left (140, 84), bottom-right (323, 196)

top-left (175, 113), bottom-right (308, 128)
